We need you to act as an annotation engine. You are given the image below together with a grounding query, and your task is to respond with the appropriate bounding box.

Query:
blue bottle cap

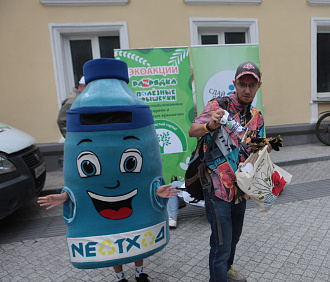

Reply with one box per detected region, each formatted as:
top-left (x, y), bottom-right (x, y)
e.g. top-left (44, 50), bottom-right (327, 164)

top-left (83, 58), bottom-right (129, 85)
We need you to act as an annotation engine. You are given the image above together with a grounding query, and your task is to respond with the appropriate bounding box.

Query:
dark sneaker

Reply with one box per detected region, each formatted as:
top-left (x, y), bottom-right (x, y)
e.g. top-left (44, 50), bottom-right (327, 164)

top-left (178, 197), bottom-right (186, 209)
top-left (118, 279), bottom-right (128, 282)
top-left (135, 273), bottom-right (150, 282)
top-left (227, 267), bottom-right (247, 282)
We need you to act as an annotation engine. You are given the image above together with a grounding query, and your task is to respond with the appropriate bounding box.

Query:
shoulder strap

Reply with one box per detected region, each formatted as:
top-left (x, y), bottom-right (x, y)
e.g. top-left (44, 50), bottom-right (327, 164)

top-left (214, 95), bottom-right (231, 111)
top-left (223, 96), bottom-right (231, 111)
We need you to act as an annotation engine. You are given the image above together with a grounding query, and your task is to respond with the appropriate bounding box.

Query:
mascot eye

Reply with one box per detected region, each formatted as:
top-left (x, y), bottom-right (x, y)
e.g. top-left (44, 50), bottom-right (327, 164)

top-left (77, 151), bottom-right (101, 177)
top-left (120, 149), bottom-right (142, 173)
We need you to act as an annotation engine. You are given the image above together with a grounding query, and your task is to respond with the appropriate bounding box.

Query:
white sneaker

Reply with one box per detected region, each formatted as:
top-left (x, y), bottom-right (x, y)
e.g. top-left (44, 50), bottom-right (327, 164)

top-left (168, 218), bottom-right (177, 228)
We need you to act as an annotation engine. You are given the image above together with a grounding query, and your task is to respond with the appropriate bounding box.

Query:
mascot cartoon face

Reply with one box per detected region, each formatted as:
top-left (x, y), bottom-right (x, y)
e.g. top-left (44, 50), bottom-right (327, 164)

top-left (62, 59), bottom-right (169, 269)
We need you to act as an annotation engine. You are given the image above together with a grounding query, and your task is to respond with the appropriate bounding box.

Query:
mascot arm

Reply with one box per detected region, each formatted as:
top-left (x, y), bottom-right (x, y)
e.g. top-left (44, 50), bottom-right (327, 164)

top-left (62, 187), bottom-right (76, 224)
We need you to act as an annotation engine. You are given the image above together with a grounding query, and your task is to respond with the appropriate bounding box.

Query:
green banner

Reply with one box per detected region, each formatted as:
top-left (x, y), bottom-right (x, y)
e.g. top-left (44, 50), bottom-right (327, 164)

top-left (115, 47), bottom-right (196, 183)
top-left (191, 44), bottom-right (264, 115)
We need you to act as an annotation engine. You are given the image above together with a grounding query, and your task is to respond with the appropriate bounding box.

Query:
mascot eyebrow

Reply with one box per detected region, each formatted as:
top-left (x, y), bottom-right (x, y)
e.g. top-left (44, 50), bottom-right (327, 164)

top-left (77, 139), bottom-right (93, 146)
top-left (76, 137), bottom-right (138, 146)
top-left (123, 136), bottom-right (140, 141)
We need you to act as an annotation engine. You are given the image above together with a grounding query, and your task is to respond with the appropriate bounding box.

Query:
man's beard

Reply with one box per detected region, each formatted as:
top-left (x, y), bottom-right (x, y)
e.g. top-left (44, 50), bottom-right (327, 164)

top-left (236, 95), bottom-right (252, 106)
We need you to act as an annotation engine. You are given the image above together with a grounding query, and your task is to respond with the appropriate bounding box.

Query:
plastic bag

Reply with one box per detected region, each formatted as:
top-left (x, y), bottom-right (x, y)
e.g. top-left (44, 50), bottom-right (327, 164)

top-left (235, 146), bottom-right (292, 213)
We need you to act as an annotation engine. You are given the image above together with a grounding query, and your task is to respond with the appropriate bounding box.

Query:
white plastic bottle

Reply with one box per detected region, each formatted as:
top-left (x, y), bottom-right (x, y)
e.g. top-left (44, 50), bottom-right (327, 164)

top-left (220, 110), bottom-right (248, 141)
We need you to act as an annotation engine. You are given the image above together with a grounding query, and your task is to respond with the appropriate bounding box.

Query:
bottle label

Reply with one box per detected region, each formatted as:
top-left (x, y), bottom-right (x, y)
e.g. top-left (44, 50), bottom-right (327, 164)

top-left (219, 110), bottom-right (247, 141)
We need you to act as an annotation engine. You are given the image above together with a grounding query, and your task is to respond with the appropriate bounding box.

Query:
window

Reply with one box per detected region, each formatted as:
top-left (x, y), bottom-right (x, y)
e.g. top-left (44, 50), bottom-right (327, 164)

top-left (189, 18), bottom-right (259, 46)
top-left (69, 39), bottom-right (93, 88)
top-left (49, 23), bottom-right (129, 107)
top-left (311, 18), bottom-right (330, 122)
top-left (200, 31), bottom-right (246, 45)
top-left (67, 36), bottom-right (120, 88)
top-left (317, 33), bottom-right (330, 93)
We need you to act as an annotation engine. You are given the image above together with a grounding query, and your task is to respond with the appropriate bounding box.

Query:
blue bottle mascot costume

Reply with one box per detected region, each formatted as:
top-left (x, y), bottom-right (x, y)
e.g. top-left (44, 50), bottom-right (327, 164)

top-left (62, 58), bottom-right (169, 269)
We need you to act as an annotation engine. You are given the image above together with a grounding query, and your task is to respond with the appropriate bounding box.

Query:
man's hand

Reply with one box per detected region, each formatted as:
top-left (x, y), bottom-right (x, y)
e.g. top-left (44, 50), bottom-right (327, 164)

top-left (268, 135), bottom-right (283, 151)
top-left (189, 108), bottom-right (226, 138)
top-left (265, 140), bottom-right (273, 153)
top-left (249, 135), bottom-right (283, 153)
top-left (207, 109), bottom-right (225, 131)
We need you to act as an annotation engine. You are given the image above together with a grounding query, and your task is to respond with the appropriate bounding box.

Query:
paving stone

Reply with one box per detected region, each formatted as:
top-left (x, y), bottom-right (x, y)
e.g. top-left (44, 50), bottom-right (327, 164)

top-left (1, 159), bottom-right (330, 281)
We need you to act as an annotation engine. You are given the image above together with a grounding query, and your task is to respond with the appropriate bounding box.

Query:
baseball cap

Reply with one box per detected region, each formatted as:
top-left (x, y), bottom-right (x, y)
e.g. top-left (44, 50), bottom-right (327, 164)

top-left (79, 76), bottom-right (85, 85)
top-left (235, 61), bottom-right (261, 82)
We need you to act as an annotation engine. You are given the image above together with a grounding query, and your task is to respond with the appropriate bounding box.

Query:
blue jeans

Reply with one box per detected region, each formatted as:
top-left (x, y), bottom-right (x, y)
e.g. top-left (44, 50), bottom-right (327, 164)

top-left (203, 189), bottom-right (246, 282)
top-left (167, 195), bottom-right (180, 218)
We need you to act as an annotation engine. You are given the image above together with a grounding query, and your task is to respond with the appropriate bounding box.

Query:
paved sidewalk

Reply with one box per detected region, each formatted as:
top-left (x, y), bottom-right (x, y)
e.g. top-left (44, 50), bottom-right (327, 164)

top-left (0, 196), bottom-right (329, 281)
top-left (269, 142), bottom-right (330, 166)
top-left (0, 143), bottom-right (330, 281)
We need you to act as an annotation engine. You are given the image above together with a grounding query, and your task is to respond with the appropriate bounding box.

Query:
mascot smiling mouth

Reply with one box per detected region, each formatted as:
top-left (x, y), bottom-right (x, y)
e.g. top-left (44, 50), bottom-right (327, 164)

top-left (87, 189), bottom-right (137, 219)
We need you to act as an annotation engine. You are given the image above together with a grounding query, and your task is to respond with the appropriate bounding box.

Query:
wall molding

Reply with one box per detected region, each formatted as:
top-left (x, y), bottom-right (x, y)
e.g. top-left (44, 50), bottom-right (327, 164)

top-left (307, 0), bottom-right (330, 6)
top-left (40, 0), bottom-right (129, 6)
top-left (184, 0), bottom-right (261, 5)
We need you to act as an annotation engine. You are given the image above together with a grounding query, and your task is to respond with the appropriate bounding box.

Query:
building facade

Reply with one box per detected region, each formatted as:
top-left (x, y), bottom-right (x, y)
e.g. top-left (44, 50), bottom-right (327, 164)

top-left (1, 0), bottom-right (330, 169)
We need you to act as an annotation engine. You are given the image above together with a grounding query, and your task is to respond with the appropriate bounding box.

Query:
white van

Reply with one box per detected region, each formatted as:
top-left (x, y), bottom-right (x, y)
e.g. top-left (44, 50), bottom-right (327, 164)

top-left (0, 122), bottom-right (46, 219)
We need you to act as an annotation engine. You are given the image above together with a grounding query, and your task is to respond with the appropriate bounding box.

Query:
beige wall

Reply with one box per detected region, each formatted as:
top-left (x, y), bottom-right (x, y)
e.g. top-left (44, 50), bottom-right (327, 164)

top-left (1, 0), bottom-right (330, 143)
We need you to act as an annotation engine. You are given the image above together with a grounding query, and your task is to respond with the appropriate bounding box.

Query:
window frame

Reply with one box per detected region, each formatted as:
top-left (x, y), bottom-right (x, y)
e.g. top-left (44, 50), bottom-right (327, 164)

top-left (49, 22), bottom-right (129, 107)
top-left (311, 17), bottom-right (330, 122)
top-left (189, 17), bottom-right (259, 46)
